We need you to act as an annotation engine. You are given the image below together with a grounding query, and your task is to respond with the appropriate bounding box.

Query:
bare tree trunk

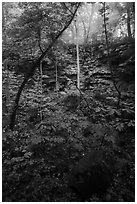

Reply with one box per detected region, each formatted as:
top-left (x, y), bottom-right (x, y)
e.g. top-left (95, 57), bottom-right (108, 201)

top-left (127, 6), bottom-right (132, 38)
top-left (75, 21), bottom-right (80, 90)
top-left (55, 57), bottom-right (59, 97)
top-left (76, 43), bottom-right (80, 90)
top-left (103, 2), bottom-right (121, 109)
top-left (132, 3), bottom-right (135, 38)
top-left (40, 60), bottom-right (43, 121)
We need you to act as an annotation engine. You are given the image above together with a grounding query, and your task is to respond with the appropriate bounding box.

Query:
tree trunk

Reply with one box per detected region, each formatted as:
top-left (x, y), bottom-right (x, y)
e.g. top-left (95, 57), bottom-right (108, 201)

top-left (40, 60), bottom-right (43, 121)
top-left (103, 2), bottom-right (121, 109)
top-left (75, 21), bottom-right (80, 90)
top-left (9, 3), bottom-right (80, 130)
top-left (76, 43), bottom-right (80, 89)
top-left (55, 57), bottom-right (59, 96)
top-left (9, 75), bottom-right (30, 130)
top-left (132, 3), bottom-right (135, 38)
top-left (127, 5), bottom-right (132, 38)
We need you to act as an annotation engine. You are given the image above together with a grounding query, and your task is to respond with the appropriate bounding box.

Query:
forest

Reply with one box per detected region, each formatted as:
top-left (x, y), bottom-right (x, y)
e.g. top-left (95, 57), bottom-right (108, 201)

top-left (2, 2), bottom-right (135, 202)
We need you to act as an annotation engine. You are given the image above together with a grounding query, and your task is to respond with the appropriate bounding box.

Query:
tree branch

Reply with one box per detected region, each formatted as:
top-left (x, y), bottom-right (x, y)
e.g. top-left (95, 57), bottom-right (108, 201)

top-left (62, 3), bottom-right (74, 15)
top-left (38, 40), bottom-right (44, 54)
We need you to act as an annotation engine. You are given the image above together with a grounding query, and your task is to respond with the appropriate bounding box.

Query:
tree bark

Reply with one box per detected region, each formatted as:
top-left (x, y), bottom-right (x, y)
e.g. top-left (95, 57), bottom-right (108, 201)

top-left (127, 6), bottom-right (132, 38)
top-left (9, 75), bottom-right (30, 130)
top-left (40, 60), bottom-right (43, 121)
top-left (9, 3), bottom-right (80, 130)
top-left (55, 57), bottom-right (59, 96)
top-left (74, 21), bottom-right (80, 90)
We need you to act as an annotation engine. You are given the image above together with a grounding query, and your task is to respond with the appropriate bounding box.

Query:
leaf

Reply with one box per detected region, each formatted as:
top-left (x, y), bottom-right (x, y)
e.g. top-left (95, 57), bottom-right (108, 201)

top-left (109, 109), bottom-right (115, 115)
top-left (95, 107), bottom-right (101, 112)
top-left (24, 152), bottom-right (32, 158)
top-left (127, 120), bottom-right (135, 127)
top-left (31, 136), bottom-right (43, 144)
top-left (11, 157), bottom-right (24, 163)
top-left (116, 123), bottom-right (124, 131)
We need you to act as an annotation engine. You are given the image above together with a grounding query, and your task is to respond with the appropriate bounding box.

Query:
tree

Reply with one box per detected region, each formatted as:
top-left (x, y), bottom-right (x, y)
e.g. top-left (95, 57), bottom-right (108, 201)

top-left (113, 2), bottom-right (135, 39)
top-left (74, 19), bottom-right (80, 90)
top-left (99, 2), bottom-right (121, 108)
top-left (126, 3), bottom-right (133, 38)
top-left (2, 3), bottom-right (14, 114)
top-left (77, 3), bottom-right (95, 44)
top-left (6, 3), bottom-right (81, 130)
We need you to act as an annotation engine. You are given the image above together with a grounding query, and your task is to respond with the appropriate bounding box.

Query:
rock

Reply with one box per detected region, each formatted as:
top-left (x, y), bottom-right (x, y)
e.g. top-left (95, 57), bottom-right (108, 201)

top-left (68, 150), bottom-right (117, 200)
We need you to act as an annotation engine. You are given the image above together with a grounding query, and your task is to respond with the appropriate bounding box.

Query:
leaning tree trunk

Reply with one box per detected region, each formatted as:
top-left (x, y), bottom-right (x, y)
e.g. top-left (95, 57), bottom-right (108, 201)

top-left (9, 3), bottom-right (80, 130)
top-left (10, 75), bottom-right (30, 130)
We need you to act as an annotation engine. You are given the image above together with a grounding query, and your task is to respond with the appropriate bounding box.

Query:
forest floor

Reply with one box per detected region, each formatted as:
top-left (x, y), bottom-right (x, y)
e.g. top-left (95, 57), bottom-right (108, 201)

top-left (2, 58), bottom-right (135, 201)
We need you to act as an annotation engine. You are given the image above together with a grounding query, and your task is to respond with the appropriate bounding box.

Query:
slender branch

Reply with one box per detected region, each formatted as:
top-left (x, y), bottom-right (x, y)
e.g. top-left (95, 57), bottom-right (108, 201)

top-left (62, 3), bottom-right (74, 15)
top-left (38, 40), bottom-right (44, 54)
top-left (37, 26), bottom-right (44, 54)
top-left (34, 3), bottom-right (81, 67)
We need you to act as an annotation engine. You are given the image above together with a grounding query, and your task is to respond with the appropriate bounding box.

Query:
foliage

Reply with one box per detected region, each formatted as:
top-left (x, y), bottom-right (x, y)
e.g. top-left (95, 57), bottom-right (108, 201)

top-left (2, 2), bottom-right (134, 202)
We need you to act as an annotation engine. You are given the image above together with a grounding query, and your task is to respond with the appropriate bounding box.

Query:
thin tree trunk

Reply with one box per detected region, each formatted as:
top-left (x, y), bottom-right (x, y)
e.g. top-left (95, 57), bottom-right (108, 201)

top-left (55, 57), bottom-right (59, 97)
top-left (103, 2), bottom-right (121, 109)
top-left (75, 21), bottom-right (80, 90)
top-left (79, 14), bottom-right (87, 43)
top-left (127, 6), bottom-right (132, 38)
top-left (79, 4), bottom-right (94, 44)
top-left (76, 44), bottom-right (80, 89)
top-left (9, 3), bottom-right (80, 130)
top-left (40, 60), bottom-right (43, 121)
top-left (86, 4), bottom-right (94, 42)
top-left (132, 3), bottom-right (135, 38)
